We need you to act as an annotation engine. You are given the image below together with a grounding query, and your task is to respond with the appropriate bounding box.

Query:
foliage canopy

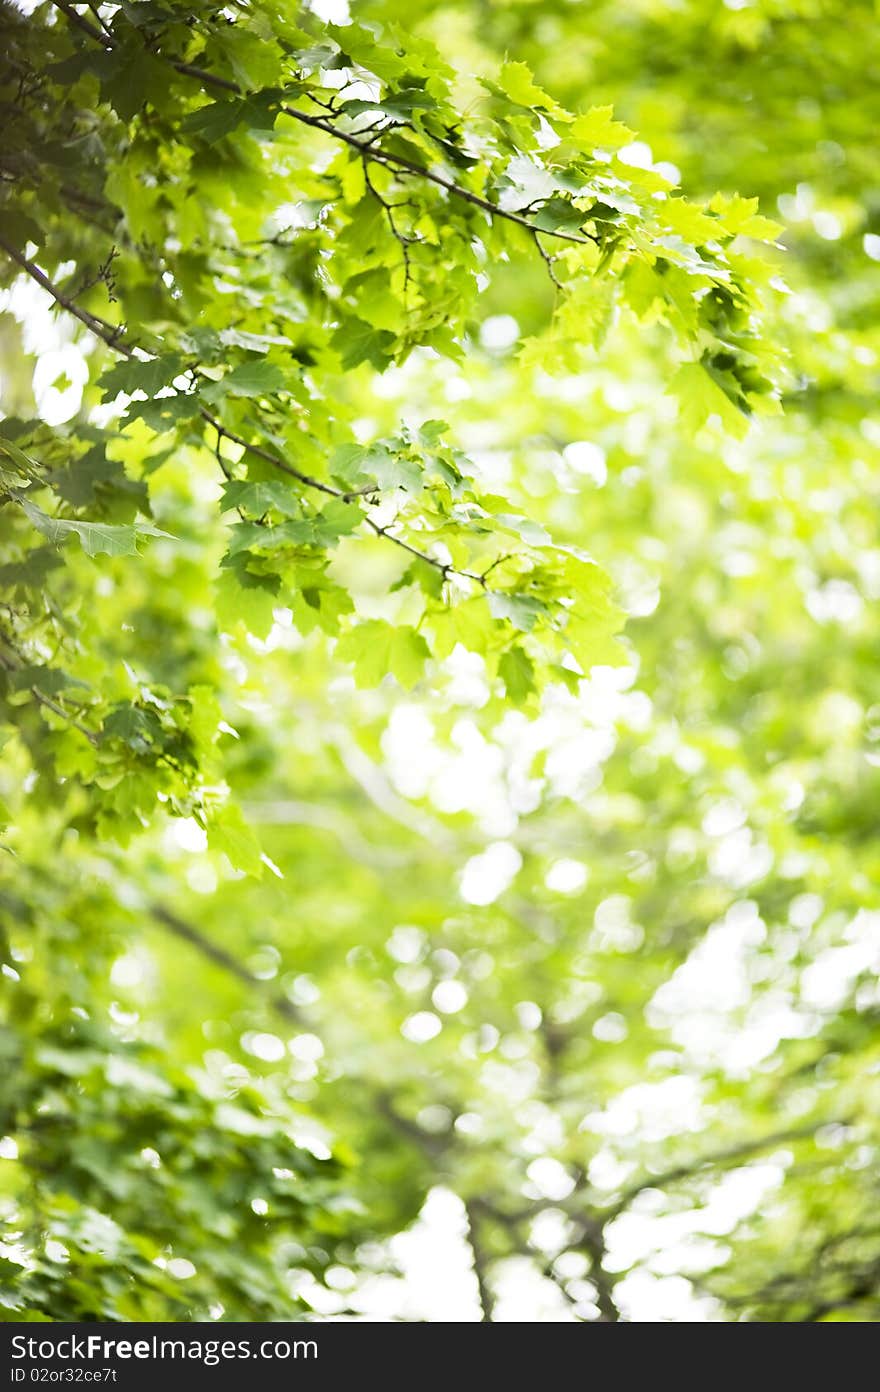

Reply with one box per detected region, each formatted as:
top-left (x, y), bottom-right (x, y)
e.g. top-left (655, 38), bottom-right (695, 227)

top-left (1, 0), bottom-right (878, 1323)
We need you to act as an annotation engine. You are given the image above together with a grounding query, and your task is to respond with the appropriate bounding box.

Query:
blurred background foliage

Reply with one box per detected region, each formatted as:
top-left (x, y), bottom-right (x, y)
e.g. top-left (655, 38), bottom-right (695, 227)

top-left (1, 0), bottom-right (879, 1322)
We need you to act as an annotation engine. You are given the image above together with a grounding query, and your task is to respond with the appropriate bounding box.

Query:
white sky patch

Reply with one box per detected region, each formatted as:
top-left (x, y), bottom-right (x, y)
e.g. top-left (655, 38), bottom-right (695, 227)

top-left (545, 858), bottom-right (589, 894)
top-left (525, 1157), bottom-right (576, 1201)
top-left (806, 578), bottom-right (863, 625)
top-left (164, 817), bottom-right (208, 854)
top-left (529, 1208), bottom-right (573, 1255)
top-left (288, 1033), bottom-right (324, 1062)
top-left (386, 925), bottom-right (426, 964)
top-left (800, 909), bottom-right (880, 1010)
top-left (307, 0), bottom-right (352, 24)
top-left (617, 141), bottom-right (654, 169)
top-left (613, 1269), bottom-right (721, 1322)
top-left (110, 950), bottom-right (155, 991)
top-left (351, 1189), bottom-right (482, 1322)
top-left (378, 670), bottom-right (641, 843)
top-left (563, 440), bottom-right (607, 486)
top-left (480, 315), bottom-right (520, 352)
top-left (401, 1011), bottom-right (442, 1043)
top-left (459, 841), bottom-right (522, 905)
top-left (516, 1001), bottom-right (542, 1030)
top-left (708, 827), bottom-right (774, 889)
top-left (606, 1160), bottom-right (786, 1310)
top-left (812, 210), bottom-right (842, 241)
top-left (593, 1011), bottom-right (628, 1043)
top-left (432, 980), bottom-right (468, 1014)
top-left (241, 1031), bottom-right (285, 1063)
top-left (32, 346), bottom-right (89, 425)
top-left (588, 1147), bottom-right (635, 1192)
top-left (647, 900), bottom-right (818, 1071)
top-left (1, 274), bottom-right (72, 355)
top-left (653, 901), bottom-right (763, 1018)
top-left (582, 1075), bottom-right (704, 1143)
top-left (492, 1256), bottom-right (577, 1322)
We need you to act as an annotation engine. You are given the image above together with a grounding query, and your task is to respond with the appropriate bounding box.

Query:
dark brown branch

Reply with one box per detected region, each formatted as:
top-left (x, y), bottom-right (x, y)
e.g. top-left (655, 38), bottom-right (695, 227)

top-left (275, 105), bottom-right (594, 247)
top-left (200, 411), bottom-right (341, 500)
top-left (51, 6), bottom-right (596, 251)
top-left (464, 1200), bottom-right (496, 1322)
top-left (171, 60), bottom-right (239, 94)
top-left (534, 231), bottom-right (563, 291)
top-left (0, 243), bottom-right (479, 585)
top-left (362, 160), bottom-right (414, 294)
top-left (0, 234), bottom-right (133, 357)
top-left (51, 0), bottom-right (111, 47)
top-left (571, 1215), bottom-right (620, 1322)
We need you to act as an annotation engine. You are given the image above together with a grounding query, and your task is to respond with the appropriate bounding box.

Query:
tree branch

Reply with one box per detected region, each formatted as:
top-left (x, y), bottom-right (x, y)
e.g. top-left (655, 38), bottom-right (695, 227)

top-left (602, 1121), bottom-right (834, 1222)
top-left (570, 1215), bottom-right (620, 1322)
top-left (0, 240), bottom-right (491, 590)
top-left (51, 5), bottom-right (597, 251)
top-left (51, 0), bottom-right (111, 47)
top-left (148, 903), bottom-right (304, 1024)
top-left (0, 644), bottom-right (99, 746)
top-left (0, 234), bottom-right (133, 357)
top-left (464, 1200), bottom-right (496, 1322)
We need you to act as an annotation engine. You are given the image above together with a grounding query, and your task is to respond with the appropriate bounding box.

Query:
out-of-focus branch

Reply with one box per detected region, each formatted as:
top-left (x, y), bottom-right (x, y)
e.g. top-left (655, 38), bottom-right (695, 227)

top-left (464, 1199), bottom-right (496, 1322)
top-left (601, 1121), bottom-right (833, 1222)
top-left (148, 902), bottom-right (304, 1023)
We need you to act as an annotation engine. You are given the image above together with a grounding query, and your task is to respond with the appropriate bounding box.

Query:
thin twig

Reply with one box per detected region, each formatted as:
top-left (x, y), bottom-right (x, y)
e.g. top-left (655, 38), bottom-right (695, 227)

top-left (50, 4), bottom-right (597, 251)
top-left (533, 231), bottom-right (563, 291)
top-left (0, 646), bottom-right (99, 745)
top-left (0, 168), bottom-right (494, 591)
top-left (51, 0), bottom-right (111, 46)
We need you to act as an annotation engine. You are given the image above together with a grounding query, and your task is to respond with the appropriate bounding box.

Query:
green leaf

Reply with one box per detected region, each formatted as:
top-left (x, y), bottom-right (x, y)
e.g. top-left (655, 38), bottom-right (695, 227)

top-left (207, 802), bottom-right (264, 877)
top-left (331, 319), bottom-right (396, 371)
top-left (313, 498), bottom-right (363, 544)
top-left (8, 665), bottom-right (88, 697)
top-left (499, 645), bottom-right (536, 704)
top-left (202, 361), bottom-right (286, 402)
top-left (531, 198), bottom-right (587, 236)
top-left (0, 437), bottom-right (41, 480)
top-left (20, 499), bottom-right (173, 558)
top-left (394, 557), bottom-right (445, 599)
top-left (487, 591), bottom-right (547, 631)
top-left (215, 567), bottom-right (278, 640)
top-left (570, 105), bottom-right (635, 150)
top-left (224, 518), bottom-right (316, 556)
top-left (124, 395), bottom-right (200, 431)
top-left (99, 356), bottom-right (184, 399)
top-left (332, 443), bottom-right (422, 493)
top-left (220, 480), bottom-right (304, 517)
top-left (337, 620), bottom-right (429, 688)
top-left (496, 61), bottom-right (568, 119)
top-left (181, 100), bottom-right (249, 144)
top-left (670, 362), bottom-right (750, 439)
